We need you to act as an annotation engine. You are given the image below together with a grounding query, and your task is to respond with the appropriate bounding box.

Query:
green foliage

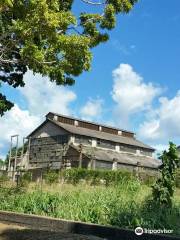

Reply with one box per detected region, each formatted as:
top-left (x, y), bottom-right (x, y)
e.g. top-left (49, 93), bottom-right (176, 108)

top-left (0, 182), bottom-right (179, 235)
top-left (0, 173), bottom-right (9, 183)
top-left (175, 168), bottom-right (180, 188)
top-left (0, 92), bottom-right (14, 116)
top-left (0, 159), bottom-right (5, 166)
top-left (44, 171), bottom-right (59, 185)
top-left (0, 0), bottom-right (138, 115)
top-left (138, 171), bottom-right (158, 186)
top-left (152, 142), bottom-right (179, 206)
top-left (5, 142), bottom-right (28, 163)
top-left (60, 168), bottom-right (133, 185)
top-left (19, 171), bottom-right (32, 187)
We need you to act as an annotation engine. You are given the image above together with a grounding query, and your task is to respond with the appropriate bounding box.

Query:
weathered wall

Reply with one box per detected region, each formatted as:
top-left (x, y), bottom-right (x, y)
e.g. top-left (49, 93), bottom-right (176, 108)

top-left (95, 160), bottom-right (112, 170)
top-left (29, 135), bottom-right (69, 168)
top-left (65, 146), bottom-right (90, 168)
top-left (30, 121), bottom-right (68, 138)
top-left (117, 163), bottom-right (135, 172)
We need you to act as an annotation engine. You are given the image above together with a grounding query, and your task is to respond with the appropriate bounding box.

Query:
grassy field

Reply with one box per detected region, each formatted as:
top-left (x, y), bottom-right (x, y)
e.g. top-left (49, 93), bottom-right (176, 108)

top-left (0, 180), bottom-right (180, 236)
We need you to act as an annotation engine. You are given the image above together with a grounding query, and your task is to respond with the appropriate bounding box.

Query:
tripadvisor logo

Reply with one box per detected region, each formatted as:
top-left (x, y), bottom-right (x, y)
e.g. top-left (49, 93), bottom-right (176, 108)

top-left (135, 227), bottom-right (173, 235)
top-left (135, 227), bottom-right (144, 235)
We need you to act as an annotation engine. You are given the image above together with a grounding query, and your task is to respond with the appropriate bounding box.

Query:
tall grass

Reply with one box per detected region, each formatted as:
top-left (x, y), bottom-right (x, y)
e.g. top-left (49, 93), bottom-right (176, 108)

top-left (0, 180), bottom-right (179, 235)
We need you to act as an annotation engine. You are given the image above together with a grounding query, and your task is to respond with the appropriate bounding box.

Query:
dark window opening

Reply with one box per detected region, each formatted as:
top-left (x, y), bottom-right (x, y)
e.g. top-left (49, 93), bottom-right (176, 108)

top-left (97, 139), bottom-right (116, 150)
top-left (75, 135), bottom-right (92, 145)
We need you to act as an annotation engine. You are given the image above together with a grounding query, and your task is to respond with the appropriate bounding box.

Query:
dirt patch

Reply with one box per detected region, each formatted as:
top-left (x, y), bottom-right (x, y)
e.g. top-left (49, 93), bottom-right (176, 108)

top-left (0, 223), bottom-right (104, 240)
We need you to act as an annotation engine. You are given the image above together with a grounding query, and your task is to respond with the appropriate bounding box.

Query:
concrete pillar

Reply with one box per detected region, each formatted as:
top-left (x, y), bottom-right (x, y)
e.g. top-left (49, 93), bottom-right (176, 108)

top-left (115, 145), bottom-right (120, 152)
top-left (136, 149), bottom-right (140, 155)
top-left (92, 159), bottom-right (96, 170)
top-left (92, 139), bottom-right (96, 147)
top-left (78, 144), bottom-right (83, 168)
top-left (70, 135), bottom-right (75, 144)
top-left (112, 158), bottom-right (118, 170)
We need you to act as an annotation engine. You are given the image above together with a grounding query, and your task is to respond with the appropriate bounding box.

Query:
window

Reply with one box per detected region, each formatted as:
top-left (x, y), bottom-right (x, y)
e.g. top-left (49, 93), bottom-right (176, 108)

top-left (121, 131), bottom-right (134, 138)
top-left (78, 121), bottom-right (99, 131)
top-left (120, 144), bottom-right (136, 153)
top-left (140, 150), bottom-right (152, 157)
top-left (101, 126), bottom-right (118, 135)
top-left (75, 135), bottom-right (92, 145)
top-left (58, 116), bottom-right (74, 125)
top-left (97, 139), bottom-right (116, 150)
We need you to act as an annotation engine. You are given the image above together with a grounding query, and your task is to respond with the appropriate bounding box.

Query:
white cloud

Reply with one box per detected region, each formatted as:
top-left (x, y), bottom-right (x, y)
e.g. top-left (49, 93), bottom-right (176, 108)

top-left (0, 71), bottom-right (77, 157)
top-left (80, 98), bottom-right (103, 121)
top-left (111, 41), bottom-right (136, 55)
top-left (111, 64), bottom-right (162, 127)
top-left (139, 91), bottom-right (180, 142)
top-left (152, 144), bottom-right (169, 154)
top-left (0, 104), bottom-right (40, 152)
top-left (19, 71), bottom-right (76, 116)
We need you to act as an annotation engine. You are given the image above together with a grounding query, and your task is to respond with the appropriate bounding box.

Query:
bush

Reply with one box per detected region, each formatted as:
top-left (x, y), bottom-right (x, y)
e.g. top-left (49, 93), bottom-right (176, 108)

top-left (0, 185), bottom-right (179, 235)
top-left (175, 169), bottom-right (180, 188)
top-left (44, 171), bottom-right (59, 185)
top-left (60, 168), bottom-right (134, 186)
top-left (138, 171), bottom-right (157, 186)
top-left (0, 174), bottom-right (9, 187)
top-left (19, 171), bottom-right (32, 187)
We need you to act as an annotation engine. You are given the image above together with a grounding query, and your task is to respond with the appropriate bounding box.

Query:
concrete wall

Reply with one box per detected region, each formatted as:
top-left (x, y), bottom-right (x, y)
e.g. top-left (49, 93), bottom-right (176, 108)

top-left (0, 211), bottom-right (178, 240)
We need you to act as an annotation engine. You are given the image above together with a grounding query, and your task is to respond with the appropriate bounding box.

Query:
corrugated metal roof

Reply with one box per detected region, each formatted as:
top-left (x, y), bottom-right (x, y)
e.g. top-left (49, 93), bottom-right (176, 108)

top-left (71, 145), bottom-right (160, 169)
top-left (49, 118), bottom-right (155, 151)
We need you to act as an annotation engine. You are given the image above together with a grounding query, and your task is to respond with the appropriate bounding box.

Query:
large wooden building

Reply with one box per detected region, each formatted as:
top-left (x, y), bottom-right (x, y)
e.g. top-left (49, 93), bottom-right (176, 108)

top-left (25, 112), bottom-right (160, 172)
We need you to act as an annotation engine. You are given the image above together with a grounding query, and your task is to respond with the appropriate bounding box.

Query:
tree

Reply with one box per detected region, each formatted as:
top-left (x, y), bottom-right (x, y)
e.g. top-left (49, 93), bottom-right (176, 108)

top-left (0, 0), bottom-right (138, 116)
top-left (152, 142), bottom-right (179, 207)
top-left (0, 159), bottom-right (5, 166)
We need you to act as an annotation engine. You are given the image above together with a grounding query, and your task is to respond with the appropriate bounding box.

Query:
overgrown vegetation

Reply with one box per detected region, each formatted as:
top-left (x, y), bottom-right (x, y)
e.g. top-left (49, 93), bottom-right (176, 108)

top-left (0, 181), bottom-right (179, 235)
top-left (152, 142), bottom-right (179, 206)
top-left (0, 159), bottom-right (4, 165)
top-left (175, 169), bottom-right (180, 188)
top-left (0, 158), bottom-right (179, 235)
top-left (42, 168), bottom-right (159, 187)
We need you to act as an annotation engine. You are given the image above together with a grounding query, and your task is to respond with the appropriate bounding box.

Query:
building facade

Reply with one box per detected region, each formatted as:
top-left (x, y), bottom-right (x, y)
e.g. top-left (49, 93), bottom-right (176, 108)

top-left (24, 112), bottom-right (160, 173)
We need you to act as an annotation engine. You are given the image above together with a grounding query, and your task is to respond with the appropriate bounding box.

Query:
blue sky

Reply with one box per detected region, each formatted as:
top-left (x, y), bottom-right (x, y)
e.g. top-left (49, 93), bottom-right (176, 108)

top-left (0, 0), bottom-right (180, 158)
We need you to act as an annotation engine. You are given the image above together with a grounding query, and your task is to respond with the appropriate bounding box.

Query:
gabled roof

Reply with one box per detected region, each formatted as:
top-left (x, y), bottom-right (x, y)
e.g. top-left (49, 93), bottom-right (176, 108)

top-left (48, 118), bottom-right (155, 151)
top-left (71, 144), bottom-right (160, 169)
top-left (27, 116), bottom-right (155, 151)
top-left (27, 119), bottom-right (49, 138)
top-left (46, 112), bottom-right (134, 134)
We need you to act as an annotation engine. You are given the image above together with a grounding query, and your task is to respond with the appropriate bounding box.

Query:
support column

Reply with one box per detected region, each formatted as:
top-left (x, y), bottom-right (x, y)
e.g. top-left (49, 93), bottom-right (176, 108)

top-left (112, 158), bottom-right (118, 170)
top-left (78, 144), bottom-right (83, 168)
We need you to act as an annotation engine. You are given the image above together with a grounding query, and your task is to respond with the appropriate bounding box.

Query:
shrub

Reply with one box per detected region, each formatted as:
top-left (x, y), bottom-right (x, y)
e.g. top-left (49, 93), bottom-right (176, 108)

top-left (175, 169), bottom-right (180, 188)
top-left (19, 171), bottom-right (32, 187)
top-left (152, 142), bottom-right (179, 206)
top-left (60, 168), bottom-right (134, 186)
top-left (44, 171), bottom-right (59, 185)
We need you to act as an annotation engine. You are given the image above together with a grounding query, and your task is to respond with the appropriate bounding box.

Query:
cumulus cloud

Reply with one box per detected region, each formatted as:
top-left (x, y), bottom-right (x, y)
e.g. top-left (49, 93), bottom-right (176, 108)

top-left (19, 71), bottom-right (76, 116)
top-left (138, 91), bottom-right (180, 141)
top-left (80, 98), bottom-right (103, 121)
top-left (111, 64), bottom-right (162, 127)
top-left (0, 105), bottom-right (40, 154)
top-left (0, 71), bottom-right (77, 158)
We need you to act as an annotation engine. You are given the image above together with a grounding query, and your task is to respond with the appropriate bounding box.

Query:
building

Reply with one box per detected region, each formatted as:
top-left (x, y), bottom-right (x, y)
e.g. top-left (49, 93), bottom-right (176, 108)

top-left (24, 112), bottom-right (160, 174)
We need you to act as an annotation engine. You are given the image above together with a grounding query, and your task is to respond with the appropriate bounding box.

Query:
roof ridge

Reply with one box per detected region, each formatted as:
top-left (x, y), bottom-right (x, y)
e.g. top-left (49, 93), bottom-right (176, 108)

top-left (46, 112), bottom-right (135, 134)
top-left (48, 118), bottom-right (154, 151)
